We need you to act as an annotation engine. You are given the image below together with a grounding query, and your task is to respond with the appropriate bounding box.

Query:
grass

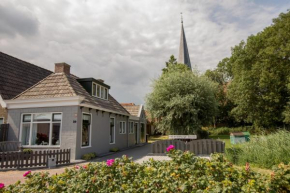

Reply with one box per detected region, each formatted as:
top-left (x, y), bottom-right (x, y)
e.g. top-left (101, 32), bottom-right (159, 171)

top-left (209, 135), bottom-right (231, 148)
top-left (148, 135), bottom-right (168, 143)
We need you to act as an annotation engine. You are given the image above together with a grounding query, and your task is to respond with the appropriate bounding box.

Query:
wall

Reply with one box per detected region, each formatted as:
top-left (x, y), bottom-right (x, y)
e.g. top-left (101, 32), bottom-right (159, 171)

top-left (75, 107), bottom-right (129, 159)
top-left (7, 106), bottom-right (79, 159)
top-left (0, 104), bottom-right (7, 124)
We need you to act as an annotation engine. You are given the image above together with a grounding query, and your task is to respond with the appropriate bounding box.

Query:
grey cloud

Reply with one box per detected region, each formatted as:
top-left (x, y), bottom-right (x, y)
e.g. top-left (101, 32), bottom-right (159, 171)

top-left (0, 2), bottom-right (39, 38)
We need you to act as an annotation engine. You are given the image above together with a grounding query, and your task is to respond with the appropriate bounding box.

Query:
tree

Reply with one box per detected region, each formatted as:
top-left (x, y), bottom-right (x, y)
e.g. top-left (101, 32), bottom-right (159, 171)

top-left (223, 11), bottom-right (290, 127)
top-left (146, 63), bottom-right (218, 134)
top-left (162, 55), bottom-right (190, 73)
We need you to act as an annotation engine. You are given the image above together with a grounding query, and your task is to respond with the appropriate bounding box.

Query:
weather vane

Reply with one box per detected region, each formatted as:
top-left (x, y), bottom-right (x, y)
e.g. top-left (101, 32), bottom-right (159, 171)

top-left (181, 12), bottom-right (183, 23)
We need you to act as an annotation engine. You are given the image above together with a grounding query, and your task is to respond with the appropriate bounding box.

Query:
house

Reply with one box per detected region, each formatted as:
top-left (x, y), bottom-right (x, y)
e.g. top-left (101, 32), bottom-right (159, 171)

top-left (3, 61), bottom-right (144, 159)
top-left (145, 110), bottom-right (158, 135)
top-left (121, 103), bottom-right (147, 144)
top-left (0, 52), bottom-right (52, 126)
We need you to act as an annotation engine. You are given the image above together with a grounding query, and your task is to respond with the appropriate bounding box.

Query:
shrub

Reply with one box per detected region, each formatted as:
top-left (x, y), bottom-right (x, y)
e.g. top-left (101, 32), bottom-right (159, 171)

top-left (225, 130), bottom-right (290, 168)
top-left (22, 149), bottom-right (33, 153)
top-left (196, 129), bottom-right (209, 139)
top-left (2, 148), bottom-right (290, 192)
top-left (81, 152), bottom-right (97, 161)
top-left (208, 126), bottom-right (274, 136)
top-left (109, 148), bottom-right (119, 152)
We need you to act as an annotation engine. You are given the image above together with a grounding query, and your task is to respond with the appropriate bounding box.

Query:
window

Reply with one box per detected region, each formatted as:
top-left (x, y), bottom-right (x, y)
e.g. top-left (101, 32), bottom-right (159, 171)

top-left (119, 121), bottom-right (126, 134)
top-left (92, 83), bottom-right (108, 100)
top-left (110, 118), bottom-right (115, 144)
top-left (0, 118), bottom-right (3, 125)
top-left (82, 113), bottom-right (91, 147)
top-left (20, 113), bottom-right (62, 146)
top-left (129, 122), bottom-right (134, 134)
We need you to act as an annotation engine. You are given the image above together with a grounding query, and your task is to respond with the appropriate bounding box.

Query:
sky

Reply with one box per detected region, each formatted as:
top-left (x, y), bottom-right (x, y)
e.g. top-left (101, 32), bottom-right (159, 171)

top-left (0, 0), bottom-right (289, 104)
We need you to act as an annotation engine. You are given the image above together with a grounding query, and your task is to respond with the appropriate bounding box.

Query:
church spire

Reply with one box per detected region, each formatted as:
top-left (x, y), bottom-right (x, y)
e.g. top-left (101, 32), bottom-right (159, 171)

top-left (178, 13), bottom-right (192, 70)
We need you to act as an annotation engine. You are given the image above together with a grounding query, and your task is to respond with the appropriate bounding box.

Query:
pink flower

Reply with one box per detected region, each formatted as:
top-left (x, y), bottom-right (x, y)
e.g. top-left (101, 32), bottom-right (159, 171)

top-left (83, 165), bottom-right (88, 169)
top-left (166, 145), bottom-right (175, 152)
top-left (23, 171), bottom-right (31, 177)
top-left (245, 162), bottom-right (250, 172)
top-left (0, 183), bottom-right (4, 189)
top-left (75, 165), bottom-right (80, 169)
top-left (106, 159), bottom-right (115, 166)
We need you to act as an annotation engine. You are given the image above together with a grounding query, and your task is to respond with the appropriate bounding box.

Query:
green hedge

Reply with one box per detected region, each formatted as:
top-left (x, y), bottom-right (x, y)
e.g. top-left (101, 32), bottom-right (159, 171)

top-left (1, 149), bottom-right (290, 192)
top-left (208, 126), bottom-right (277, 136)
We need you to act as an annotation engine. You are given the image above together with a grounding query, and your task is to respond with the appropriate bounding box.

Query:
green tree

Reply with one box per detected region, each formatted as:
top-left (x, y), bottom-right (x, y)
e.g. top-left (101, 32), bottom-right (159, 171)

top-left (146, 64), bottom-right (218, 134)
top-left (162, 55), bottom-right (190, 73)
top-left (224, 11), bottom-right (290, 127)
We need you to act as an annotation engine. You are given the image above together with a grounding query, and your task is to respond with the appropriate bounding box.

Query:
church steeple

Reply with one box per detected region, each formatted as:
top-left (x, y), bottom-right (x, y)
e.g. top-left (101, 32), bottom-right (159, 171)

top-left (178, 13), bottom-right (192, 70)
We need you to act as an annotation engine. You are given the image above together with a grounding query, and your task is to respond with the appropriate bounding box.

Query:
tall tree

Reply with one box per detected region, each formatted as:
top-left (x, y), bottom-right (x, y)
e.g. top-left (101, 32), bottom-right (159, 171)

top-left (146, 62), bottom-right (218, 134)
top-left (224, 11), bottom-right (290, 127)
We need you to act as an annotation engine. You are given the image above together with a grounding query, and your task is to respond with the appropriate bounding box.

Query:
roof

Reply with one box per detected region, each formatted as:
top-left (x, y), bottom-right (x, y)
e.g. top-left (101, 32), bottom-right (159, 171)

top-left (121, 103), bottom-right (142, 117)
top-left (0, 51), bottom-right (52, 99)
top-left (14, 72), bottom-right (129, 115)
top-left (177, 22), bottom-right (192, 70)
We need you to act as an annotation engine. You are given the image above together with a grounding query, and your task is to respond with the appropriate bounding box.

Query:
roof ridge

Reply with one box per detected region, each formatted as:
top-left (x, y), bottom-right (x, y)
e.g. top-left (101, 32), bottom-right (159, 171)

top-left (13, 72), bottom-right (54, 99)
top-left (0, 51), bottom-right (52, 73)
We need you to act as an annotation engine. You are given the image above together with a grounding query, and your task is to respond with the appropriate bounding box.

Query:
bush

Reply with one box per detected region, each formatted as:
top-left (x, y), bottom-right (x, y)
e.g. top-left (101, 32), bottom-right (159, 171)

top-left (208, 126), bottom-right (274, 136)
top-left (81, 152), bottom-right (97, 161)
top-left (225, 130), bottom-right (290, 168)
top-left (22, 149), bottom-right (33, 153)
top-left (109, 148), bottom-right (119, 152)
top-left (2, 148), bottom-right (290, 192)
top-left (196, 129), bottom-right (209, 139)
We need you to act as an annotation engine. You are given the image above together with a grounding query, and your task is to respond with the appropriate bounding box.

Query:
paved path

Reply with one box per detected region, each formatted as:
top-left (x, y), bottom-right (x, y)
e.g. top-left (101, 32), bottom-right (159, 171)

top-left (0, 144), bottom-right (152, 186)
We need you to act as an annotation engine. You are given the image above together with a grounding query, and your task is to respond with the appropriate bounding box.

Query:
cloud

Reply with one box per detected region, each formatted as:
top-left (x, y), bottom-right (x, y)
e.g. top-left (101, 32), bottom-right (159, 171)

top-left (0, 0), bottom-right (289, 104)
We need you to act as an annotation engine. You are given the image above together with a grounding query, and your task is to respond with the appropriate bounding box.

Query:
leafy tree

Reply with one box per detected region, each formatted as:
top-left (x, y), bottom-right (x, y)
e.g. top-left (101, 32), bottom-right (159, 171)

top-left (146, 63), bottom-right (218, 134)
top-left (162, 55), bottom-right (190, 73)
top-left (223, 11), bottom-right (290, 127)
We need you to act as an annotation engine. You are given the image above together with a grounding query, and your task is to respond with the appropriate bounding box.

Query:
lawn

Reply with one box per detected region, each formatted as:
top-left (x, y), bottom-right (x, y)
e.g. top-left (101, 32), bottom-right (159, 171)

top-left (148, 135), bottom-right (168, 143)
top-left (209, 135), bottom-right (231, 148)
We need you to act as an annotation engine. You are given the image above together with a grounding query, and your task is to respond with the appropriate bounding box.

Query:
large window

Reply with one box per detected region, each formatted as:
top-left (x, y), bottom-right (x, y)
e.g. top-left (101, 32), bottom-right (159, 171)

top-left (110, 118), bottom-right (115, 144)
top-left (21, 113), bottom-right (61, 146)
top-left (0, 118), bottom-right (3, 125)
top-left (119, 121), bottom-right (126, 134)
top-left (82, 113), bottom-right (91, 147)
top-left (129, 121), bottom-right (134, 134)
top-left (92, 83), bottom-right (108, 100)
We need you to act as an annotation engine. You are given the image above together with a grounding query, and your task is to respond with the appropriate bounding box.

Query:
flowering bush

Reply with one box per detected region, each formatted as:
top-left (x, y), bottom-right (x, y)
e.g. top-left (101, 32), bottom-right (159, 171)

top-left (1, 148), bottom-right (290, 192)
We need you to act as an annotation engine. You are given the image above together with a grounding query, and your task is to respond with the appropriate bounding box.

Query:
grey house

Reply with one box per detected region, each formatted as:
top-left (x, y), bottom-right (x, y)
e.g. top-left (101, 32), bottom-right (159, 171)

top-left (4, 63), bottom-right (142, 159)
top-left (121, 103), bottom-right (147, 145)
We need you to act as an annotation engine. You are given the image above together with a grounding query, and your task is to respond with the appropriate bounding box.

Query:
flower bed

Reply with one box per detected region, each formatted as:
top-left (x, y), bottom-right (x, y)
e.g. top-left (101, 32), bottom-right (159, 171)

top-left (1, 146), bottom-right (290, 192)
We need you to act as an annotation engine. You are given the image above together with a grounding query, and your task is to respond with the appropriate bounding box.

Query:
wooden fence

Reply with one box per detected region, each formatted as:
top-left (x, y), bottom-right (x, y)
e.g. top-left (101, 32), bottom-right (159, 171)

top-left (0, 141), bottom-right (21, 152)
top-left (0, 149), bottom-right (70, 169)
top-left (0, 124), bottom-right (9, 142)
top-left (151, 139), bottom-right (225, 155)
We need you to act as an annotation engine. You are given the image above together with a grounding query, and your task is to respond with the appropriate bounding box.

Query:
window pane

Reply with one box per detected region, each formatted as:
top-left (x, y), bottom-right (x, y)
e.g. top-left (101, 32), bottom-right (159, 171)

top-left (33, 114), bottom-right (51, 122)
top-left (31, 123), bottom-right (50, 145)
top-left (110, 118), bottom-right (115, 143)
top-left (52, 123), bottom-right (61, 145)
top-left (123, 122), bottom-right (126, 133)
top-left (105, 88), bottom-right (108, 100)
top-left (92, 83), bottom-right (96, 96)
top-left (97, 85), bottom-right (101, 97)
top-left (23, 114), bottom-right (31, 122)
top-left (82, 114), bottom-right (91, 147)
top-left (21, 123), bottom-right (30, 145)
top-left (101, 87), bottom-right (105, 98)
top-left (119, 122), bottom-right (122, 133)
top-left (0, 118), bottom-right (3, 125)
top-left (53, 113), bottom-right (62, 121)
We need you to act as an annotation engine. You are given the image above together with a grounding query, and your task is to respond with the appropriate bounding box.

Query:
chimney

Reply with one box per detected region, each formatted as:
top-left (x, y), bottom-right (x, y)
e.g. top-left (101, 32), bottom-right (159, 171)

top-left (55, 63), bottom-right (71, 74)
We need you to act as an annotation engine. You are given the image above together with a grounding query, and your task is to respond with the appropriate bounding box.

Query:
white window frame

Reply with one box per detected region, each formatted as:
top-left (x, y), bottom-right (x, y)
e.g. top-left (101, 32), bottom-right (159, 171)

top-left (109, 117), bottom-right (115, 144)
top-left (129, 121), bottom-right (134, 134)
top-left (0, 117), bottom-right (4, 125)
top-left (119, 121), bottom-right (126, 134)
top-left (92, 83), bottom-right (109, 100)
top-left (81, 113), bottom-right (92, 148)
top-left (19, 112), bottom-right (63, 148)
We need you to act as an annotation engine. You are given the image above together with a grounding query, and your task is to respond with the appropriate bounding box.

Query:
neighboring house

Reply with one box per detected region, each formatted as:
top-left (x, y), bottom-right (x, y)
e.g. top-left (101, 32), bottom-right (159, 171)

top-left (121, 103), bottom-right (146, 145)
top-left (145, 110), bottom-right (157, 136)
top-left (3, 61), bottom-right (143, 159)
top-left (0, 52), bottom-right (52, 125)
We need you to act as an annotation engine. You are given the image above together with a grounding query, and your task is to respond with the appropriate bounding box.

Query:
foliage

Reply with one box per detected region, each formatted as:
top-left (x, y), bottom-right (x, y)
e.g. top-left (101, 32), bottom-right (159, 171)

top-left (81, 152), bottom-right (97, 161)
top-left (109, 148), bottom-right (120, 152)
top-left (22, 149), bottom-right (33, 153)
top-left (196, 129), bottom-right (209, 139)
top-left (225, 130), bottom-right (290, 168)
top-left (162, 55), bottom-right (190, 74)
top-left (2, 149), bottom-right (290, 192)
top-left (218, 10), bottom-right (290, 128)
top-left (146, 59), bottom-right (218, 134)
top-left (208, 126), bottom-right (269, 136)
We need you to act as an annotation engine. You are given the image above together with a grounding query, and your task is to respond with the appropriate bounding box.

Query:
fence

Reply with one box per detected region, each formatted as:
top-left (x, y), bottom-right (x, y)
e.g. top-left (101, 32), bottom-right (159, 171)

top-left (151, 139), bottom-right (225, 155)
top-left (0, 141), bottom-right (21, 152)
top-left (0, 149), bottom-right (70, 169)
top-left (0, 124), bottom-right (9, 142)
